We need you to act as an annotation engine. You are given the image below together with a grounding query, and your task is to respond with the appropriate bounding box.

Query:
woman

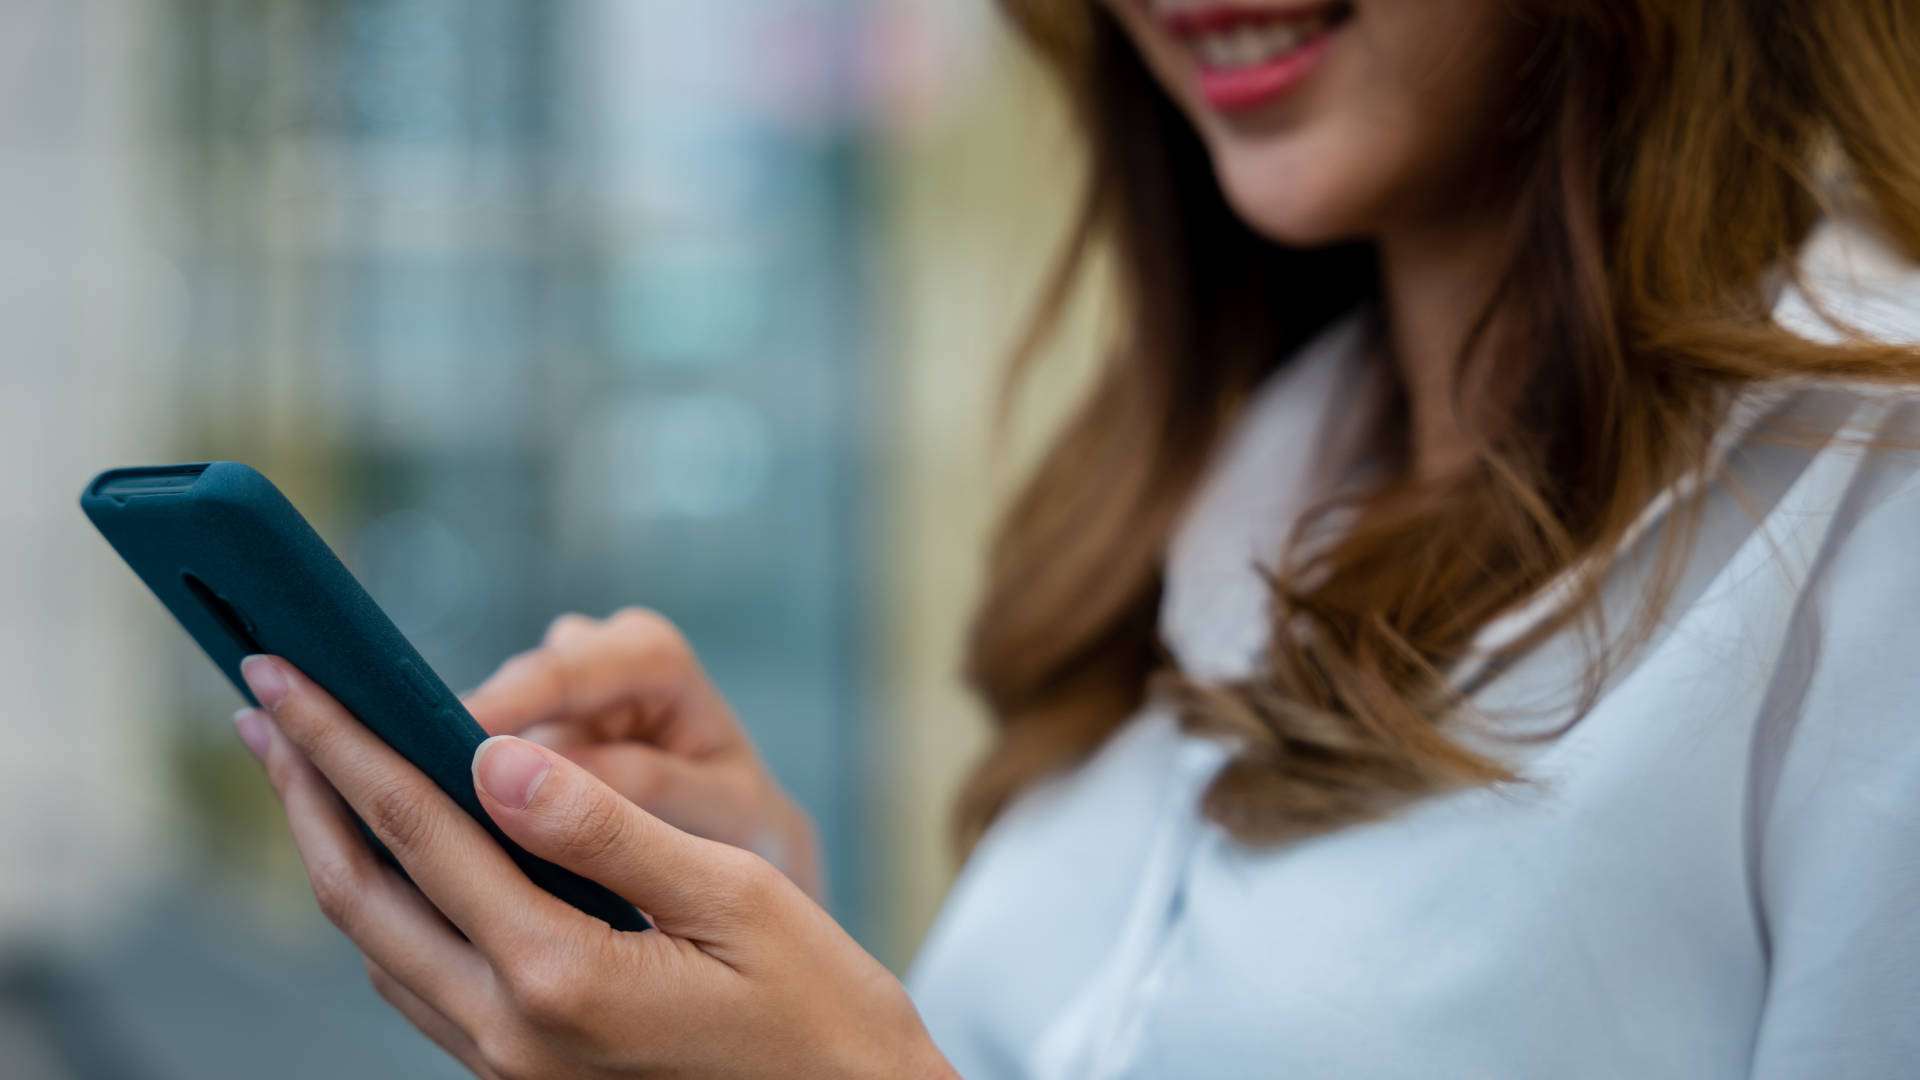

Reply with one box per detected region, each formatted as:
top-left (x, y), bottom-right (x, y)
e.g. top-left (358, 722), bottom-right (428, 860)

top-left (228, 0), bottom-right (1920, 1075)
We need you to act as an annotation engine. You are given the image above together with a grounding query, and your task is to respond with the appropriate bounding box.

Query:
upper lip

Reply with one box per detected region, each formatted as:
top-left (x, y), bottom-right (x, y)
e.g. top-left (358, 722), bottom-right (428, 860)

top-left (1153, 1), bottom-right (1344, 37)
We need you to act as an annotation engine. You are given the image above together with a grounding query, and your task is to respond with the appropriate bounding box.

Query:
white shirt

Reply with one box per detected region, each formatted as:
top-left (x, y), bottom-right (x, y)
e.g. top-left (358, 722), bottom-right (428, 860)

top-left (908, 216), bottom-right (1920, 1079)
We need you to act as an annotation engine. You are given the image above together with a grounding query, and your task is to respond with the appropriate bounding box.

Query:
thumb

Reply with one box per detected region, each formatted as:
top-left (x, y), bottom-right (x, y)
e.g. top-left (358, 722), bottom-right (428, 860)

top-left (473, 735), bottom-right (730, 927)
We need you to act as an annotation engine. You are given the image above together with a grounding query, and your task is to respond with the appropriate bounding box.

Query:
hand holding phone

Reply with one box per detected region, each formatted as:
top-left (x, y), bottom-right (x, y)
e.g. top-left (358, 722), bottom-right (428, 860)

top-left (225, 647), bottom-right (951, 1079)
top-left (80, 461), bottom-right (649, 931)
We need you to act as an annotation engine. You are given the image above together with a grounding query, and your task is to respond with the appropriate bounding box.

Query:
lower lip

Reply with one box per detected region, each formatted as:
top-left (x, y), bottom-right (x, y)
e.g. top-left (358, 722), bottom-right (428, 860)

top-left (1194, 30), bottom-right (1338, 112)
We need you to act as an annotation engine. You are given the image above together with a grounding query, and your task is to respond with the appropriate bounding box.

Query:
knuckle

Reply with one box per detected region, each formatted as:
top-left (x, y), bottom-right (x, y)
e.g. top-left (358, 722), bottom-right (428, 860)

top-left (543, 612), bottom-right (596, 647)
top-left (477, 1029), bottom-right (543, 1080)
top-left (501, 954), bottom-right (586, 1031)
top-left (364, 777), bottom-right (438, 854)
top-left (307, 854), bottom-right (369, 931)
top-left (283, 706), bottom-right (347, 764)
top-left (609, 606), bottom-right (669, 635)
top-left (261, 741), bottom-right (302, 794)
top-left (364, 961), bottom-right (398, 1001)
top-left (734, 849), bottom-right (782, 899)
top-left (712, 847), bottom-right (782, 922)
top-left (552, 790), bottom-right (629, 869)
top-left (611, 608), bottom-right (691, 666)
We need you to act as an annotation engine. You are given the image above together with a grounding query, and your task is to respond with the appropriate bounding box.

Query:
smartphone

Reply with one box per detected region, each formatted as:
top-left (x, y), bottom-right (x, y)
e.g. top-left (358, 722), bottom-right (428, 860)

top-left (80, 461), bottom-right (649, 932)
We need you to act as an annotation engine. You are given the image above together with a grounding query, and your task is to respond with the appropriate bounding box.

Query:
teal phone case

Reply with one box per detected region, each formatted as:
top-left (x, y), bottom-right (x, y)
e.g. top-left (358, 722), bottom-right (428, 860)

top-left (81, 462), bottom-right (649, 932)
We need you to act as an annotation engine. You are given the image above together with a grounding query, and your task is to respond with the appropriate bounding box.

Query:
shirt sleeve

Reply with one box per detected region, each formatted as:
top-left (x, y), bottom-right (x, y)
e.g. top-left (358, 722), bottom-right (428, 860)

top-left (1748, 463), bottom-right (1920, 1078)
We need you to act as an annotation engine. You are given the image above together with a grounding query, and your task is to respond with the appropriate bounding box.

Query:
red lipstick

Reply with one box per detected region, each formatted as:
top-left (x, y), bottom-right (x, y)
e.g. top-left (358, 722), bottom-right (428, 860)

top-left (1156, 3), bottom-right (1350, 113)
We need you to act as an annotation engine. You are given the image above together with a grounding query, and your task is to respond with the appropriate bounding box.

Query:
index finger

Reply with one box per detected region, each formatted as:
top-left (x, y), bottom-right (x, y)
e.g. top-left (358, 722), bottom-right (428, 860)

top-left (464, 610), bottom-right (733, 756)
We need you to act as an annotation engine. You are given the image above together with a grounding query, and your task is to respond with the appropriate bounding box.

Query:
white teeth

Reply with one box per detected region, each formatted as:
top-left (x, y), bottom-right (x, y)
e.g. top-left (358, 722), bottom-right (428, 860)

top-left (1232, 26), bottom-right (1263, 65)
top-left (1194, 19), bottom-right (1319, 70)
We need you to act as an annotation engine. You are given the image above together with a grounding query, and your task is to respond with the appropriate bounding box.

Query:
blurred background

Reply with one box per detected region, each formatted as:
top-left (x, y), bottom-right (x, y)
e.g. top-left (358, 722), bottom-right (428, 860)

top-left (0, 1), bottom-right (1108, 1075)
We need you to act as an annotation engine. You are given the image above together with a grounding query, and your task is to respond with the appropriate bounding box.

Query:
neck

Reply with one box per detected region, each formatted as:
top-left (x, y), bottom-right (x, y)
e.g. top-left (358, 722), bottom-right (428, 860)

top-left (1376, 214), bottom-right (1514, 485)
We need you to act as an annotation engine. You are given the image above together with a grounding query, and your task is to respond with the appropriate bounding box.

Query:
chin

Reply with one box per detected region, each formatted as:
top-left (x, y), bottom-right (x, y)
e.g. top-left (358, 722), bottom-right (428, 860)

top-left (1207, 139), bottom-right (1377, 249)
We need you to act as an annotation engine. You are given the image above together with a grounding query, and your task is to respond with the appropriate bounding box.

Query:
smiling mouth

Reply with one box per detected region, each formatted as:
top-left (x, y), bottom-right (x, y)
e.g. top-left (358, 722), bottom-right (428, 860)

top-left (1155, 1), bottom-right (1354, 111)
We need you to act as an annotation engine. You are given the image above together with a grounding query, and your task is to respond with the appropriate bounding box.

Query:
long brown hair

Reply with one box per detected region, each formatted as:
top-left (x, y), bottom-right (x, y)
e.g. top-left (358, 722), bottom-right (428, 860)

top-left (959, 0), bottom-right (1920, 848)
